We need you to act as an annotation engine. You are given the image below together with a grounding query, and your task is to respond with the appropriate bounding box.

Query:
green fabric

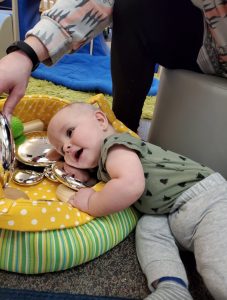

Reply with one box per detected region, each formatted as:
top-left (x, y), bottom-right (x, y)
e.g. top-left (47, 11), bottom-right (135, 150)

top-left (0, 207), bottom-right (139, 274)
top-left (26, 78), bottom-right (157, 120)
top-left (98, 133), bottom-right (214, 214)
top-left (11, 116), bottom-right (24, 138)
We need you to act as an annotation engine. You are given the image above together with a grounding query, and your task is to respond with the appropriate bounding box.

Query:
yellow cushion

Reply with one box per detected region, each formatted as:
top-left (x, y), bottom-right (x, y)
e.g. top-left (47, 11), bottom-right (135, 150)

top-left (0, 94), bottom-right (137, 232)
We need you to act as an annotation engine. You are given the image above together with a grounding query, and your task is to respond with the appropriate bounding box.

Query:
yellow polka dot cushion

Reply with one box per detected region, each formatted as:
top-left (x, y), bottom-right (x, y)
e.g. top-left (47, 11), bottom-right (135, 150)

top-left (0, 94), bottom-right (140, 274)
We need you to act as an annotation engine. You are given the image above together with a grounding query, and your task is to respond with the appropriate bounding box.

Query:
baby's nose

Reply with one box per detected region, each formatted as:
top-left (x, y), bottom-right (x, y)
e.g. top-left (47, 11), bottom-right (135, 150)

top-left (63, 143), bottom-right (71, 153)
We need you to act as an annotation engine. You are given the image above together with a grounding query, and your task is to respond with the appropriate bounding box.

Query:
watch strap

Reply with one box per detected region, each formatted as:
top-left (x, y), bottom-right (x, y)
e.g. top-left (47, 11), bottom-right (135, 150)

top-left (6, 41), bottom-right (40, 72)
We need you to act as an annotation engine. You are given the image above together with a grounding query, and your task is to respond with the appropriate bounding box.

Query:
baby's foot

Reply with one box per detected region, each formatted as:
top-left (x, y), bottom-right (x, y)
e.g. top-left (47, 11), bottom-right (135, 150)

top-left (144, 280), bottom-right (193, 300)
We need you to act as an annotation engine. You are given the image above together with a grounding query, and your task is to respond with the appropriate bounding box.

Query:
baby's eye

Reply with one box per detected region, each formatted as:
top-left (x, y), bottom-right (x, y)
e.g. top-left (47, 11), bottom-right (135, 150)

top-left (66, 128), bottom-right (74, 137)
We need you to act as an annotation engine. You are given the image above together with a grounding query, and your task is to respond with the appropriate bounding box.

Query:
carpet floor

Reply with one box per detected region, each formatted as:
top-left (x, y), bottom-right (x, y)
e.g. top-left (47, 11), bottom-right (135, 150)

top-left (0, 233), bottom-right (214, 300)
top-left (26, 77), bottom-right (157, 120)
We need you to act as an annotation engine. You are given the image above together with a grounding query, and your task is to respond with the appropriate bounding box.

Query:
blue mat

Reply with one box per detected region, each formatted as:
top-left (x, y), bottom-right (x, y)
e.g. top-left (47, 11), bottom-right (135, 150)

top-left (0, 288), bottom-right (137, 300)
top-left (32, 53), bottom-right (159, 96)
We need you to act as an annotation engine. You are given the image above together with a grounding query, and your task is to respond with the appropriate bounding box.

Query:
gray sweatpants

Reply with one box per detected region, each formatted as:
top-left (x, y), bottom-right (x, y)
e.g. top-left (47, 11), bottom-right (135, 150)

top-left (136, 173), bottom-right (227, 300)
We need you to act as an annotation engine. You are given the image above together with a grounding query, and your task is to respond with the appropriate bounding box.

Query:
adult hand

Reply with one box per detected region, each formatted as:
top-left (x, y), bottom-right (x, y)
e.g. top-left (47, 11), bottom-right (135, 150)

top-left (0, 51), bottom-right (33, 119)
top-left (0, 35), bottom-right (49, 118)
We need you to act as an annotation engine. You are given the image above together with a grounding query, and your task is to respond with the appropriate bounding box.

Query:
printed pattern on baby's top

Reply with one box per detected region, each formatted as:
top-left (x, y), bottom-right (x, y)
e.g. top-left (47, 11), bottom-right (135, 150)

top-left (98, 133), bottom-right (214, 215)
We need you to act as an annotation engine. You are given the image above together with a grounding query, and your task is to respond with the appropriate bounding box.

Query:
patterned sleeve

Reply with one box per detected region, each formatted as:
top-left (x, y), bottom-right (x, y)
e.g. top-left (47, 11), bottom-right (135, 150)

top-left (191, 0), bottom-right (227, 76)
top-left (26, 0), bottom-right (114, 65)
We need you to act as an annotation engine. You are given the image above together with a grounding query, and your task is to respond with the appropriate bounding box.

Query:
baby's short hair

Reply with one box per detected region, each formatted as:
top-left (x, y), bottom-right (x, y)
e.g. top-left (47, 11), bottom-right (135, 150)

top-left (64, 102), bottom-right (99, 114)
top-left (66, 102), bottom-right (96, 111)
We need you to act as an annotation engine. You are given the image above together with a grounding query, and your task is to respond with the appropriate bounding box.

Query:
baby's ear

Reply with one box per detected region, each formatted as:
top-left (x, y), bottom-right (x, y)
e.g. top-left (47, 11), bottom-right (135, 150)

top-left (45, 148), bottom-right (62, 161)
top-left (94, 110), bottom-right (109, 130)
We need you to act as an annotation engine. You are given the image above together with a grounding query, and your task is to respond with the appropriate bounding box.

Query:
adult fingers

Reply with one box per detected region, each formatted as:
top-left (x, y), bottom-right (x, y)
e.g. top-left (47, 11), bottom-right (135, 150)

top-left (2, 88), bottom-right (25, 119)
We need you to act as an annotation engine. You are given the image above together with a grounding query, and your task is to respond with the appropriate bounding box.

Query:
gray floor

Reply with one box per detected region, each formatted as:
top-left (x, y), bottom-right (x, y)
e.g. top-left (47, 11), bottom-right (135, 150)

top-left (0, 232), bottom-right (213, 300)
top-left (0, 119), bottom-right (214, 300)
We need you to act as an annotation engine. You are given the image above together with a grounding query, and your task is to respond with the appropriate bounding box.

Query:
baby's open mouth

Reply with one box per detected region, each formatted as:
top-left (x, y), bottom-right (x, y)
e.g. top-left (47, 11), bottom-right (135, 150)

top-left (75, 148), bottom-right (83, 160)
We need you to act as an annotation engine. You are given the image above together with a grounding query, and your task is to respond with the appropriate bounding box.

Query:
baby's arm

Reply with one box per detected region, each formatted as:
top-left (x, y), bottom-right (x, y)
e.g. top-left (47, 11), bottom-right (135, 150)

top-left (69, 145), bottom-right (145, 216)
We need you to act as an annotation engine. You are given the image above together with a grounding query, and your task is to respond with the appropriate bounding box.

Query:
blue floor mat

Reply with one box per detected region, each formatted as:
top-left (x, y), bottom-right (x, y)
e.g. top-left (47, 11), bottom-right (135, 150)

top-left (32, 53), bottom-right (159, 97)
top-left (0, 288), bottom-right (138, 300)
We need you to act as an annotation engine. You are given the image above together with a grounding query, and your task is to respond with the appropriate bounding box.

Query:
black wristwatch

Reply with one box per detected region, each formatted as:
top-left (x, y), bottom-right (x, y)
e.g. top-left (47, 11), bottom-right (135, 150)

top-left (6, 41), bottom-right (40, 72)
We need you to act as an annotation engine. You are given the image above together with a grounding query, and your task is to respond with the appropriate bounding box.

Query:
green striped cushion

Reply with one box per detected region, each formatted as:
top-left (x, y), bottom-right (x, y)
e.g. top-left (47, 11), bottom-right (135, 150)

top-left (0, 207), bottom-right (139, 274)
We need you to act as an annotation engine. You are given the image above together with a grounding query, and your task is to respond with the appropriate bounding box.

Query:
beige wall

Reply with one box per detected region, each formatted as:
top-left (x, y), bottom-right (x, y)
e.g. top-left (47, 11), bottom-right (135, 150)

top-left (39, 0), bottom-right (56, 12)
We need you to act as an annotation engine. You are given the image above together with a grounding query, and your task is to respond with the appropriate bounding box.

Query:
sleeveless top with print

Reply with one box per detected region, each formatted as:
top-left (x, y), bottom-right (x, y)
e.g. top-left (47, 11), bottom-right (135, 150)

top-left (97, 133), bottom-right (213, 214)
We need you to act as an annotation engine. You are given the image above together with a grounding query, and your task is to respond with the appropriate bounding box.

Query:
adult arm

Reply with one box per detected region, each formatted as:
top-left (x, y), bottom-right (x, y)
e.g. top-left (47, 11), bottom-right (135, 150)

top-left (26, 0), bottom-right (113, 65)
top-left (1, 0), bottom-right (113, 117)
top-left (0, 36), bottom-right (49, 118)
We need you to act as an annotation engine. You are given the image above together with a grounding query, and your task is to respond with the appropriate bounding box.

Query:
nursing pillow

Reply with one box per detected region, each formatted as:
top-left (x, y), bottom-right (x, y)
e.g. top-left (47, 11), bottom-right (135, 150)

top-left (0, 94), bottom-right (140, 274)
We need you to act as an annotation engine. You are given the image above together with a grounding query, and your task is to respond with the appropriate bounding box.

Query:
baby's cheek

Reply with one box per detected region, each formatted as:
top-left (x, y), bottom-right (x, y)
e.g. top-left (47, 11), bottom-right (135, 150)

top-left (64, 155), bottom-right (74, 166)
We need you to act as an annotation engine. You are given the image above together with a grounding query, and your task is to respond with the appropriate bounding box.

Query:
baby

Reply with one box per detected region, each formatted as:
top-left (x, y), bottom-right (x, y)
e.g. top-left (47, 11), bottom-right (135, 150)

top-left (47, 102), bottom-right (227, 300)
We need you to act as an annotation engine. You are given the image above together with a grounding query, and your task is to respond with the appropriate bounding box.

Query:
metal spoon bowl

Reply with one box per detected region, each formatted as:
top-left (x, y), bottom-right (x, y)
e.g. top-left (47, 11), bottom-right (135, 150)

top-left (0, 112), bottom-right (15, 187)
top-left (16, 131), bottom-right (55, 167)
top-left (52, 161), bottom-right (87, 191)
top-left (12, 169), bottom-right (44, 186)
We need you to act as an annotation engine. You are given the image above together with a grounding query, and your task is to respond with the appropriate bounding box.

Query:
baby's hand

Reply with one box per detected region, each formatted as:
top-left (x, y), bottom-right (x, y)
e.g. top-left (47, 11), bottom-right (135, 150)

top-left (68, 188), bottom-right (95, 213)
top-left (63, 163), bottom-right (91, 182)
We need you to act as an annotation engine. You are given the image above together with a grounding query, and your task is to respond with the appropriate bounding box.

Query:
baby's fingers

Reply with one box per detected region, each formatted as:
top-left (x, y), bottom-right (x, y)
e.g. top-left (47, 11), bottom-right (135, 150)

top-left (68, 194), bottom-right (78, 207)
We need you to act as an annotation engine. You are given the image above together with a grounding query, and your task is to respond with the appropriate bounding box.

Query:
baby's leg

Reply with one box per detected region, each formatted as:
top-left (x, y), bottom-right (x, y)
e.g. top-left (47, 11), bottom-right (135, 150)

top-left (169, 173), bottom-right (227, 300)
top-left (136, 215), bottom-right (192, 299)
top-left (194, 197), bottom-right (227, 299)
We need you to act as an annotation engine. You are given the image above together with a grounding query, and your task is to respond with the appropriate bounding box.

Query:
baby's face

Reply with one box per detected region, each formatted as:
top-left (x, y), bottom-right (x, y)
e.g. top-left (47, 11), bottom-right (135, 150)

top-left (47, 105), bottom-right (108, 169)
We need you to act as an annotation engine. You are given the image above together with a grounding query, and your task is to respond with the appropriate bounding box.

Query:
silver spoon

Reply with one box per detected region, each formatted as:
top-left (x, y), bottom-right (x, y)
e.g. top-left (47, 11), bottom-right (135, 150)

top-left (0, 112), bottom-right (15, 187)
top-left (12, 169), bottom-right (44, 186)
top-left (52, 161), bottom-right (88, 191)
